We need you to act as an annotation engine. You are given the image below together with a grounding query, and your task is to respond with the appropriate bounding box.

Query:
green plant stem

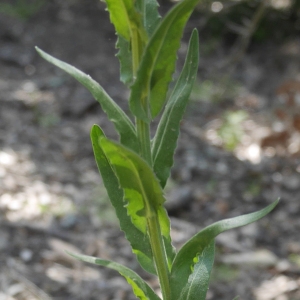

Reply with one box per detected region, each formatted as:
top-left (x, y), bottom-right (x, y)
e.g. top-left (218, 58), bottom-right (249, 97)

top-left (131, 23), bottom-right (152, 166)
top-left (136, 119), bottom-right (152, 165)
top-left (147, 215), bottom-right (171, 300)
top-left (136, 116), bottom-right (171, 300)
top-left (131, 25), bottom-right (142, 79)
top-left (131, 24), bottom-right (152, 165)
top-left (131, 23), bottom-right (170, 300)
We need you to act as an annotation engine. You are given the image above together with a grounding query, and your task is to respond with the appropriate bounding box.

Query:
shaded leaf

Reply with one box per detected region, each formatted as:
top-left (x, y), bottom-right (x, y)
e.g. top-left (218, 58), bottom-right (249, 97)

top-left (179, 240), bottom-right (215, 300)
top-left (116, 35), bottom-right (133, 86)
top-left (36, 47), bottom-right (138, 151)
top-left (99, 137), bottom-right (176, 268)
top-left (90, 125), bottom-right (156, 275)
top-left (68, 252), bottom-right (161, 300)
top-left (129, 0), bottom-right (202, 121)
top-left (152, 29), bottom-right (199, 188)
top-left (136, 0), bottom-right (161, 37)
top-left (170, 200), bottom-right (279, 299)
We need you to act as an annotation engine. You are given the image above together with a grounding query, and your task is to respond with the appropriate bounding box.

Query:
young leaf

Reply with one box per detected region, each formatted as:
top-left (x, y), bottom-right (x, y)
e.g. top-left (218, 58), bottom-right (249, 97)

top-left (68, 252), bottom-right (161, 300)
top-left (107, 0), bottom-right (141, 86)
top-left (179, 240), bottom-right (215, 300)
top-left (152, 29), bottom-right (199, 188)
top-left (136, 0), bottom-right (161, 37)
top-left (99, 137), bottom-right (176, 268)
top-left (170, 199), bottom-right (279, 299)
top-left (105, 0), bottom-right (136, 41)
top-left (129, 0), bottom-right (202, 120)
top-left (106, 0), bottom-right (148, 85)
top-left (91, 125), bottom-right (156, 275)
top-left (35, 47), bottom-right (138, 152)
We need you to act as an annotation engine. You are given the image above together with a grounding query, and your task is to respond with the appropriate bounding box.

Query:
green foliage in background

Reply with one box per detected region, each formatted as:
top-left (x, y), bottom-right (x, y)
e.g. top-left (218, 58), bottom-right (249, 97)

top-left (36, 0), bottom-right (278, 299)
top-left (218, 110), bottom-right (248, 151)
top-left (0, 0), bottom-right (45, 20)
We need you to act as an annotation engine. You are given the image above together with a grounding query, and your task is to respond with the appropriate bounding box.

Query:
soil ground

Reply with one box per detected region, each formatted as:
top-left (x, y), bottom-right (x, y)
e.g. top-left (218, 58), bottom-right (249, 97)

top-left (1, 1), bottom-right (300, 299)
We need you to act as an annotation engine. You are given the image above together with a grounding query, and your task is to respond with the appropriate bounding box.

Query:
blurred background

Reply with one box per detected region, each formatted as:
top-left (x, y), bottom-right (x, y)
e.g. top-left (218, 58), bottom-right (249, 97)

top-left (1, 0), bottom-right (300, 299)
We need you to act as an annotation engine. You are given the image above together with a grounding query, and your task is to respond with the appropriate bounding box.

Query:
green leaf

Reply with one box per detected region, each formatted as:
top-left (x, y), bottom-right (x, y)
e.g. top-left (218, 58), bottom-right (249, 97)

top-left (129, 0), bottom-right (201, 120)
top-left (179, 240), bottom-right (215, 300)
top-left (152, 29), bottom-right (199, 188)
top-left (99, 137), bottom-right (176, 268)
top-left (105, 0), bottom-right (136, 41)
top-left (35, 47), bottom-right (138, 152)
top-left (90, 125), bottom-right (156, 275)
top-left (116, 35), bottom-right (133, 86)
top-left (106, 0), bottom-right (146, 86)
top-left (136, 0), bottom-right (161, 37)
top-left (170, 199), bottom-right (279, 299)
top-left (68, 252), bottom-right (161, 300)
top-left (105, 0), bottom-right (148, 82)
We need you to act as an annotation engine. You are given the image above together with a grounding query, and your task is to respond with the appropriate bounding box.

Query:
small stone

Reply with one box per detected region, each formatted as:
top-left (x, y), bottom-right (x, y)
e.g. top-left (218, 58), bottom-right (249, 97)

top-left (276, 259), bottom-right (292, 272)
top-left (216, 162), bottom-right (228, 174)
top-left (20, 248), bottom-right (33, 262)
top-left (287, 241), bottom-right (300, 254)
top-left (283, 174), bottom-right (300, 190)
top-left (59, 213), bottom-right (77, 229)
top-left (220, 249), bottom-right (278, 267)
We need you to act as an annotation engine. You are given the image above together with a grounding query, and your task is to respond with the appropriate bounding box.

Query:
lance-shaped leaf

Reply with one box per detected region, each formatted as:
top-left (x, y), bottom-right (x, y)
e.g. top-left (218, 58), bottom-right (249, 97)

top-left (106, 0), bottom-right (148, 86)
top-left (99, 137), bottom-right (176, 268)
top-left (68, 252), bottom-right (161, 300)
top-left (111, 3), bottom-right (134, 86)
top-left (36, 47), bottom-right (138, 152)
top-left (91, 125), bottom-right (156, 275)
top-left (170, 199), bottom-right (279, 299)
top-left (152, 29), bottom-right (199, 188)
top-left (179, 240), bottom-right (215, 300)
top-left (136, 0), bottom-right (161, 37)
top-left (129, 0), bottom-right (201, 121)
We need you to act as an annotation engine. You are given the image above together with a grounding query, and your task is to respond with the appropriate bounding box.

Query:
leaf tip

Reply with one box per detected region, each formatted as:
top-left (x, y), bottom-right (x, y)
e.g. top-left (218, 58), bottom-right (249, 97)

top-left (35, 46), bottom-right (43, 55)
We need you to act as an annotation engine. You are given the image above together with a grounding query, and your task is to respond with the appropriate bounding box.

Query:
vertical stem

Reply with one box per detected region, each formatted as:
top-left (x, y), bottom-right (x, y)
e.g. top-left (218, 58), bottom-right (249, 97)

top-left (147, 215), bottom-right (171, 300)
top-left (136, 119), bottom-right (152, 165)
top-left (131, 25), bottom-right (142, 79)
top-left (131, 24), bottom-right (170, 300)
top-left (131, 25), bottom-right (152, 165)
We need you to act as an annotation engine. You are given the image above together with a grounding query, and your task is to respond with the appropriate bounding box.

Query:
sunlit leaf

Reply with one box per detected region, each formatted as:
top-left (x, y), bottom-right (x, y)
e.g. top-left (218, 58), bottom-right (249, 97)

top-left (105, 0), bottom-right (136, 41)
top-left (90, 125), bottom-right (156, 275)
top-left (99, 137), bottom-right (176, 268)
top-left (106, 0), bottom-right (148, 86)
